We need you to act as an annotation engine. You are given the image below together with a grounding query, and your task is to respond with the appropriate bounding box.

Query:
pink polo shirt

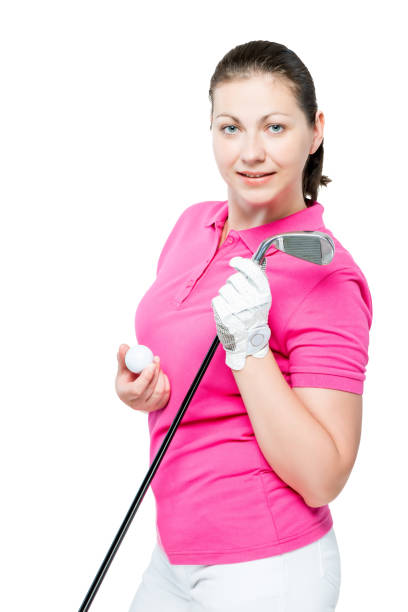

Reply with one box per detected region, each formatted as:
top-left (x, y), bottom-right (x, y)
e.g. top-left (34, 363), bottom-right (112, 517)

top-left (134, 199), bottom-right (373, 565)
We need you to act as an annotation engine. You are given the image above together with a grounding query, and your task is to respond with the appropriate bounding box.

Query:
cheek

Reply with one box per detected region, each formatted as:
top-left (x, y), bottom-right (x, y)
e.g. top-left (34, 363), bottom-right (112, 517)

top-left (271, 140), bottom-right (305, 168)
top-left (212, 137), bottom-right (237, 167)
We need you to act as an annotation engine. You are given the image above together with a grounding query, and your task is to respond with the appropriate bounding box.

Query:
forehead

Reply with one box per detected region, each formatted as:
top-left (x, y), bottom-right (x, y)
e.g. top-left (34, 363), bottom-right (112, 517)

top-left (213, 74), bottom-right (298, 116)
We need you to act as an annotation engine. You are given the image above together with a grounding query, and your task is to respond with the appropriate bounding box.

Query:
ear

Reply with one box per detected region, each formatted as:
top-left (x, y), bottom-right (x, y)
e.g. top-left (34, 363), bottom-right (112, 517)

top-left (310, 110), bottom-right (325, 155)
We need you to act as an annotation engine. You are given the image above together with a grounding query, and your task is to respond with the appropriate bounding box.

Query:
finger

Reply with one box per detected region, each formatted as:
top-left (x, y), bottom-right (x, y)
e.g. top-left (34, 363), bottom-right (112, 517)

top-left (117, 344), bottom-right (130, 373)
top-left (155, 369), bottom-right (165, 392)
top-left (142, 361), bottom-right (157, 384)
top-left (142, 362), bottom-right (160, 401)
top-left (211, 294), bottom-right (232, 320)
top-left (145, 369), bottom-right (167, 407)
top-left (219, 273), bottom-right (253, 311)
top-left (161, 373), bottom-right (170, 394)
top-left (129, 360), bottom-right (155, 397)
top-left (229, 256), bottom-right (269, 293)
top-left (211, 294), bottom-right (245, 331)
top-left (164, 373), bottom-right (170, 392)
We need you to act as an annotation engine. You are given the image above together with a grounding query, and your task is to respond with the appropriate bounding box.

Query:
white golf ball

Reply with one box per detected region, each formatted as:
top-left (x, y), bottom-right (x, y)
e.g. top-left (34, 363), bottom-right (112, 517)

top-left (125, 344), bottom-right (154, 374)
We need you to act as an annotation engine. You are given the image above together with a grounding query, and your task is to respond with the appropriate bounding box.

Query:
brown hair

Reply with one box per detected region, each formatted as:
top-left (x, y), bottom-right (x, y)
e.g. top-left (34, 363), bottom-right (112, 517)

top-left (209, 40), bottom-right (332, 206)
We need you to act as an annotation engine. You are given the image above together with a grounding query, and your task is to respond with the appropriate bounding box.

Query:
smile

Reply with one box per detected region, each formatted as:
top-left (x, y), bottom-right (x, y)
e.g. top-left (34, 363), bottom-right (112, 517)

top-left (237, 172), bottom-right (276, 184)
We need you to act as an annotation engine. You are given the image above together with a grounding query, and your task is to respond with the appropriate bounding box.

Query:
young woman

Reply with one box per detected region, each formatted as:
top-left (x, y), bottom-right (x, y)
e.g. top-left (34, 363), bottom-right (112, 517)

top-left (116, 40), bottom-right (373, 612)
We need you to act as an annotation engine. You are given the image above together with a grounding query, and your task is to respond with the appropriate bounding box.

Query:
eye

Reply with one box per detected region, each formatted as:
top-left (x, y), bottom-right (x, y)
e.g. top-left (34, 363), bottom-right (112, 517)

top-left (221, 125), bottom-right (238, 135)
top-left (268, 124), bottom-right (284, 133)
top-left (219, 123), bottom-right (285, 135)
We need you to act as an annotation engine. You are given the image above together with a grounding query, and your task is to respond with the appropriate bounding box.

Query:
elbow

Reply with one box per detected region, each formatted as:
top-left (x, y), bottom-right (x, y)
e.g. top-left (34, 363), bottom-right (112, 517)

top-left (302, 484), bottom-right (332, 507)
top-left (304, 476), bottom-right (348, 508)
top-left (303, 480), bottom-right (343, 508)
top-left (304, 491), bottom-right (336, 508)
top-left (304, 496), bottom-right (329, 508)
top-left (304, 459), bottom-right (353, 508)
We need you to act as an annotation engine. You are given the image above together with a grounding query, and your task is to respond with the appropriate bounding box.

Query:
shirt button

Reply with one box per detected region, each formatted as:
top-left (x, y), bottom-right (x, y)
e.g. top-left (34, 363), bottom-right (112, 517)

top-left (226, 236), bottom-right (234, 244)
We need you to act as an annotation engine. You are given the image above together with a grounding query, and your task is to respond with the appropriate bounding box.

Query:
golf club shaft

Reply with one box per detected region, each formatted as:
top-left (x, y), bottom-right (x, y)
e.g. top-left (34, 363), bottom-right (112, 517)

top-left (78, 335), bottom-right (221, 611)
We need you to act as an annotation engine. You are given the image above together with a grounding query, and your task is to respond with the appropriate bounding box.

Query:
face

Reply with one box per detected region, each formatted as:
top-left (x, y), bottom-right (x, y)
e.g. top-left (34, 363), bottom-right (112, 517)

top-left (211, 73), bottom-right (324, 212)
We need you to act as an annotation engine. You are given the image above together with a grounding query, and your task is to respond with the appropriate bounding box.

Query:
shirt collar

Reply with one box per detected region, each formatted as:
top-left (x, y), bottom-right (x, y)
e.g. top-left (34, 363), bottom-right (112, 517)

top-left (204, 199), bottom-right (325, 255)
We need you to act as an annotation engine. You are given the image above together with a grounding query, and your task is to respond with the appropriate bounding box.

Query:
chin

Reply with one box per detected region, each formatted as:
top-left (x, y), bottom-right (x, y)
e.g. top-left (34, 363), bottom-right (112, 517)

top-left (235, 193), bottom-right (279, 208)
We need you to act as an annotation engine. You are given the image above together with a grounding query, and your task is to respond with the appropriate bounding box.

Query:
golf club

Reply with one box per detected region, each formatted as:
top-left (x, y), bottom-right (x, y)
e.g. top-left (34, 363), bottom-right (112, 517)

top-left (78, 229), bottom-right (335, 611)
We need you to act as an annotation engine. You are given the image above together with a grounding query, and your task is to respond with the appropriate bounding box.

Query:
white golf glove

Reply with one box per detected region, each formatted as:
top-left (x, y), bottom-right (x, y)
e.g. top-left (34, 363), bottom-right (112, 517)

top-left (211, 256), bottom-right (272, 371)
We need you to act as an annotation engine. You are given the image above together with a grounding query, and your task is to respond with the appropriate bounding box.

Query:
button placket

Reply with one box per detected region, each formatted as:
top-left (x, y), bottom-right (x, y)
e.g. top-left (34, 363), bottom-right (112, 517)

top-left (176, 279), bottom-right (194, 303)
top-left (174, 266), bottom-right (200, 304)
top-left (175, 233), bottom-right (239, 306)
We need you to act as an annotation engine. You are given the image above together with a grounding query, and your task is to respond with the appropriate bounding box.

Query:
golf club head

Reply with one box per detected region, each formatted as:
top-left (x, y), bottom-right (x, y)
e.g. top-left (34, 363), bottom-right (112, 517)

top-left (253, 230), bottom-right (335, 267)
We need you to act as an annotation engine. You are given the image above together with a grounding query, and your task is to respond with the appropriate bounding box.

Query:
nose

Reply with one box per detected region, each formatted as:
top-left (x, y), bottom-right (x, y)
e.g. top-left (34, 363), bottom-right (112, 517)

top-left (239, 132), bottom-right (266, 165)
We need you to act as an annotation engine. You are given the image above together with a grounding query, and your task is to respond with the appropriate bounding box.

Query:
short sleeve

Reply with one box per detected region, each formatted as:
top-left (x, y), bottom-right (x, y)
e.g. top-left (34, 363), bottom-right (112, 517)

top-left (283, 267), bottom-right (373, 394)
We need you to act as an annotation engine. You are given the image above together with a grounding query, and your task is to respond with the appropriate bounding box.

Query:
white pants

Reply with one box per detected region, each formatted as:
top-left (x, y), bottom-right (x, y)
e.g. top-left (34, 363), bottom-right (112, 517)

top-left (128, 527), bottom-right (341, 611)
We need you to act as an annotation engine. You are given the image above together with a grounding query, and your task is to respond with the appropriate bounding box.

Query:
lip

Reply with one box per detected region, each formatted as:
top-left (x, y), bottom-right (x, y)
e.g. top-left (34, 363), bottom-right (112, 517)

top-left (237, 172), bottom-right (276, 185)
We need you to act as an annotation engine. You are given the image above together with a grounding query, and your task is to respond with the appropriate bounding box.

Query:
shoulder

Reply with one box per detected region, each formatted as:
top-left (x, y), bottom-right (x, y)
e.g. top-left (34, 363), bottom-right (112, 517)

top-left (183, 199), bottom-right (225, 220)
top-left (165, 200), bottom-right (226, 237)
top-left (317, 227), bottom-right (372, 311)
top-left (270, 225), bottom-right (373, 332)
top-left (284, 224), bottom-right (371, 293)
top-left (167, 200), bottom-right (223, 226)
top-left (322, 227), bottom-right (367, 278)
top-left (156, 200), bottom-right (224, 274)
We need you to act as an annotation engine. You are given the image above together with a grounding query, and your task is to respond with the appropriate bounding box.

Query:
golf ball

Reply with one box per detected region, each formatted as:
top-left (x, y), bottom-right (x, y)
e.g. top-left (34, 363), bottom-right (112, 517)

top-left (125, 344), bottom-right (154, 374)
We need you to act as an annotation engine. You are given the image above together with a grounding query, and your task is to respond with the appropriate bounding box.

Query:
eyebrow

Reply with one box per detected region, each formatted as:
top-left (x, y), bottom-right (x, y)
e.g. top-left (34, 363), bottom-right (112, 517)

top-left (215, 112), bottom-right (291, 122)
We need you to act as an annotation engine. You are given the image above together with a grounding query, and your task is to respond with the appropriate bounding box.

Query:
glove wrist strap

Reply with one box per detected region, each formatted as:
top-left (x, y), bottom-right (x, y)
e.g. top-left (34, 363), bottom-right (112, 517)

top-left (246, 325), bottom-right (271, 356)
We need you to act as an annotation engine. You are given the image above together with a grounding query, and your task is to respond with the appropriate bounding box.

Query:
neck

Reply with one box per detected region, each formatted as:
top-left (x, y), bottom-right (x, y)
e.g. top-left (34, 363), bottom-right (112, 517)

top-left (226, 187), bottom-right (308, 231)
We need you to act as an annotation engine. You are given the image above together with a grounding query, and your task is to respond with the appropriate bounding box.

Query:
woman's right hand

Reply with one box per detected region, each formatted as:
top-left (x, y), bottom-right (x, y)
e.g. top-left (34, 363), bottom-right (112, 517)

top-left (115, 344), bottom-right (171, 413)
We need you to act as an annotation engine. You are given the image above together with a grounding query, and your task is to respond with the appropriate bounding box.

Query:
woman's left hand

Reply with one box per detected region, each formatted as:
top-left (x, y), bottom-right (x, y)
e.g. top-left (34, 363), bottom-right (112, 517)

top-left (211, 256), bottom-right (272, 371)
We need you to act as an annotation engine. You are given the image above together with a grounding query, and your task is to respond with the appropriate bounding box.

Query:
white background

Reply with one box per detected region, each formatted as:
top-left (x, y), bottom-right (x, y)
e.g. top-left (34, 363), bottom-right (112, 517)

top-left (1, 1), bottom-right (406, 610)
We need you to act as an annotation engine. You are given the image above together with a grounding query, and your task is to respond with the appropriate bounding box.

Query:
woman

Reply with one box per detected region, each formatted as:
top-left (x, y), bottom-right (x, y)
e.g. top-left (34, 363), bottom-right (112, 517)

top-left (117, 40), bottom-right (373, 611)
